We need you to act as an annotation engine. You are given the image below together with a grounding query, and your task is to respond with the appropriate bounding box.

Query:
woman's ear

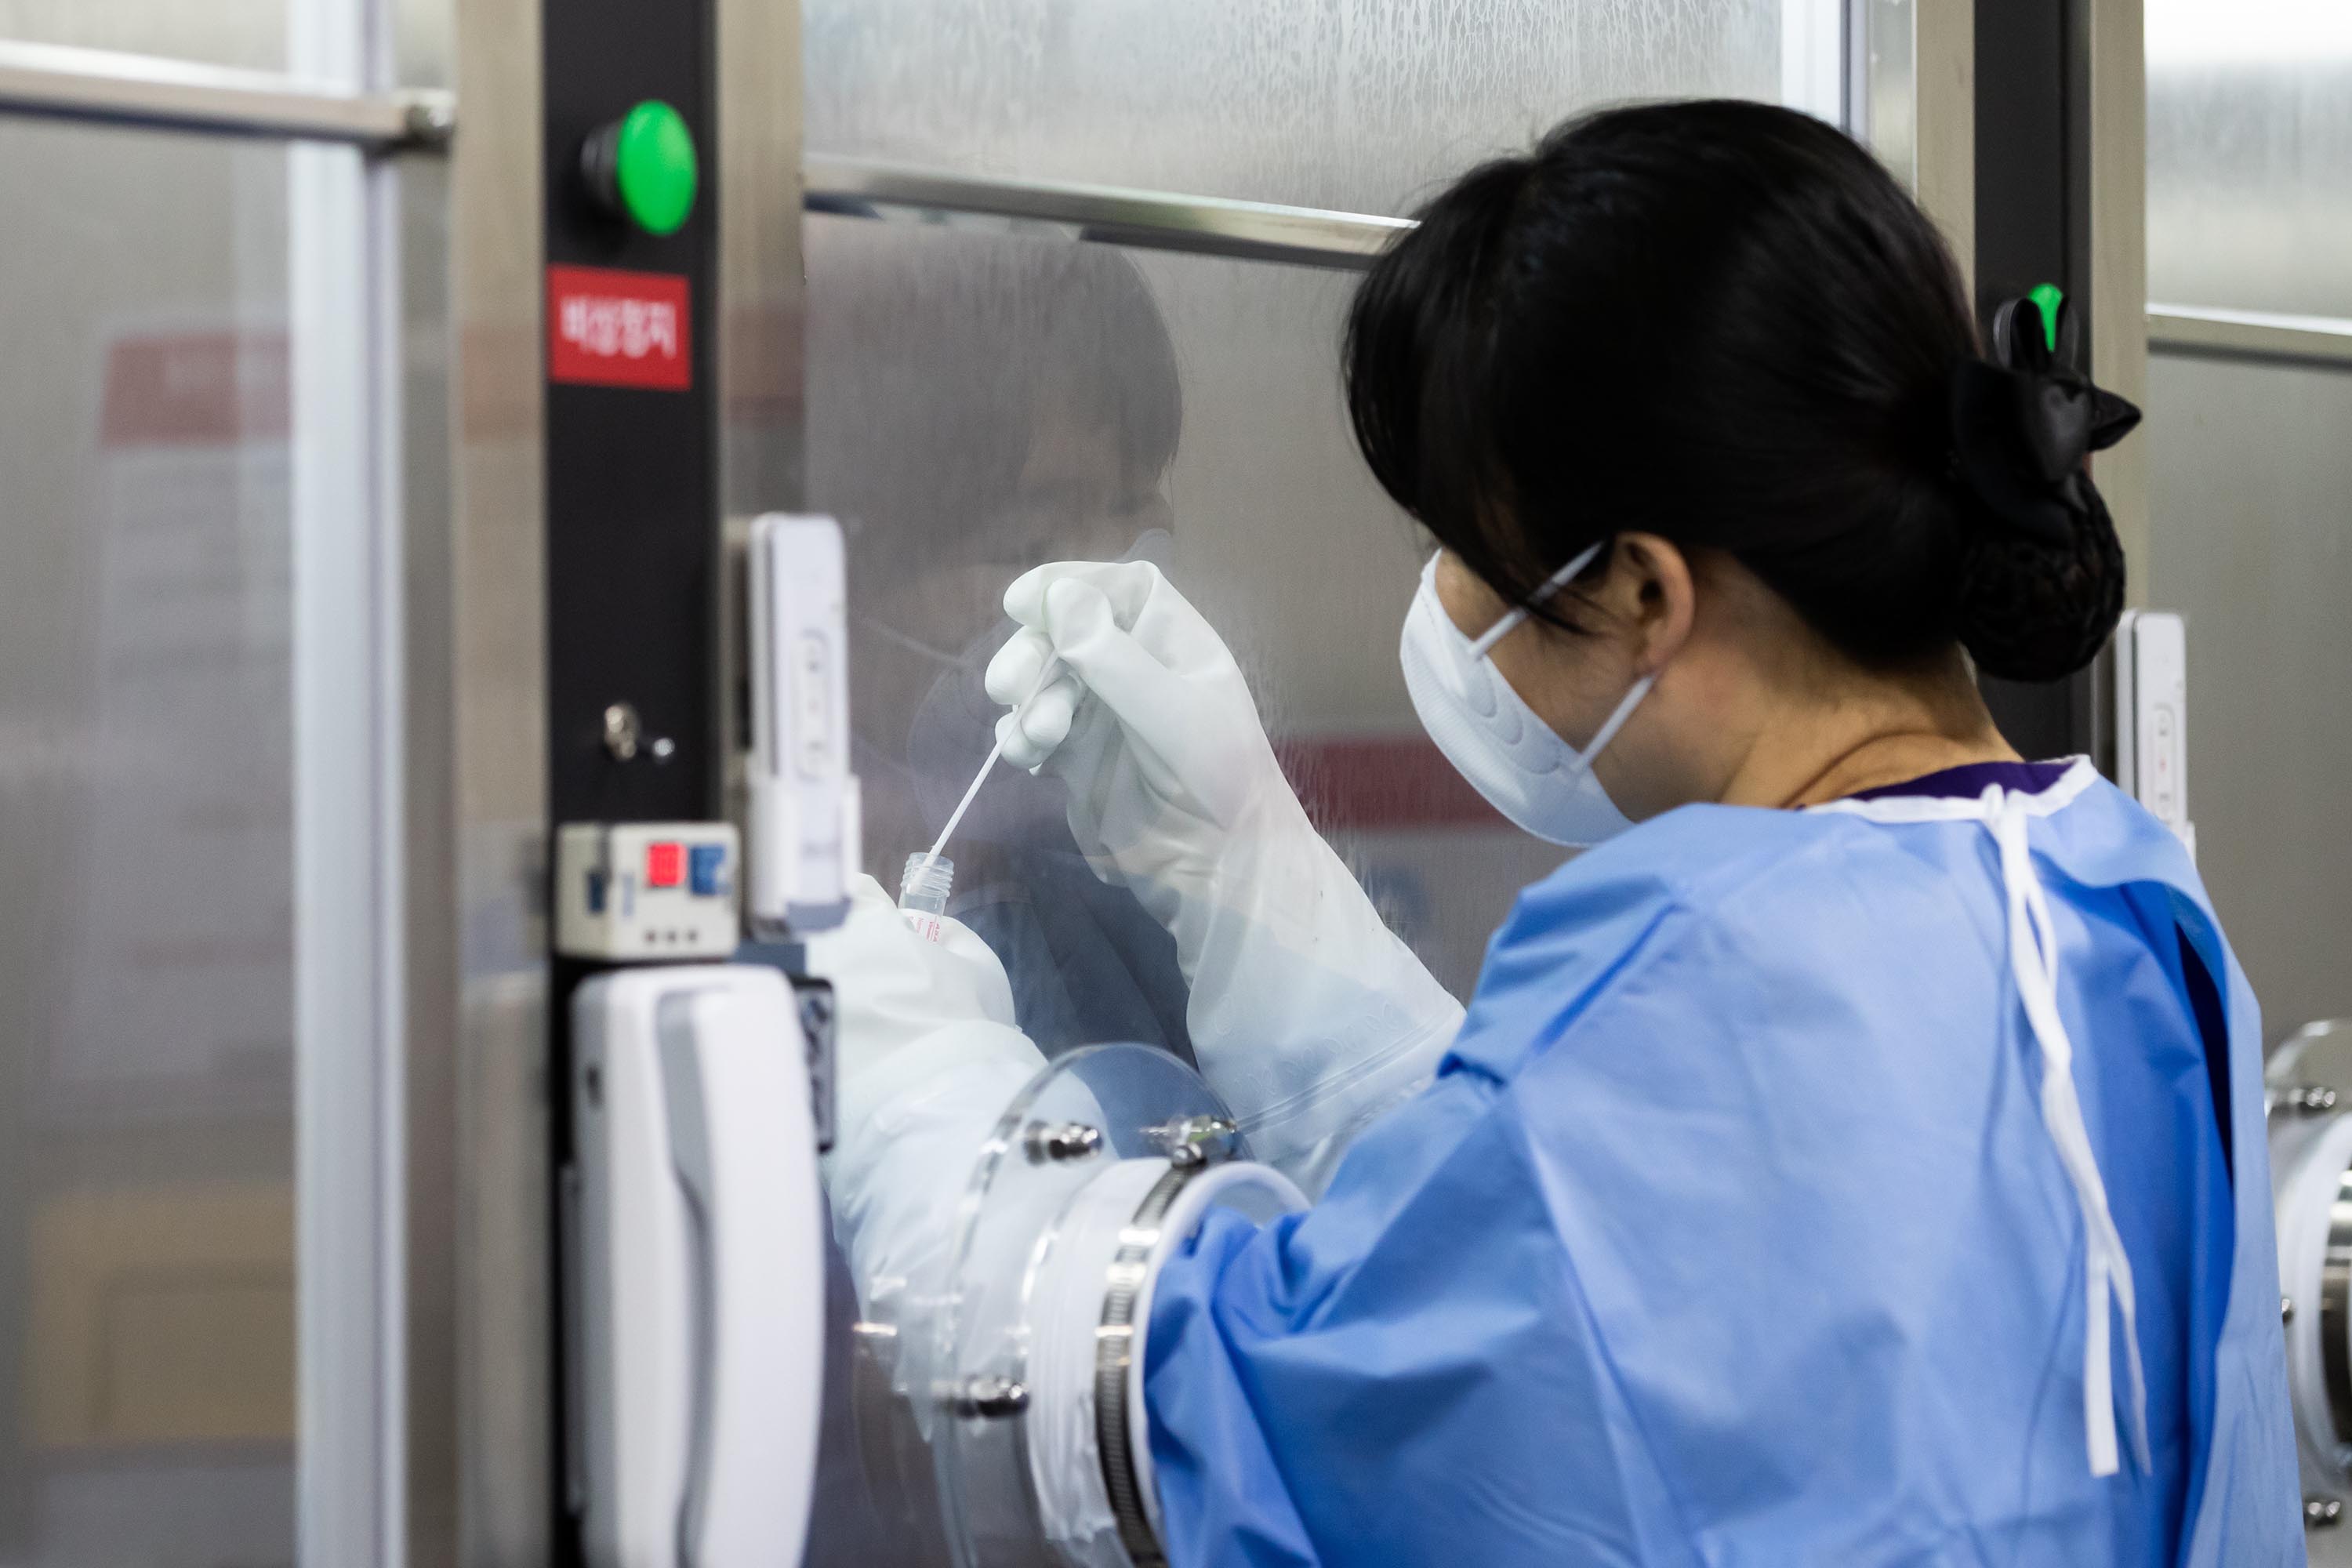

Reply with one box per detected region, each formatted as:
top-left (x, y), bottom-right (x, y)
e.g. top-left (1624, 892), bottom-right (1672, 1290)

top-left (1603, 532), bottom-right (1698, 674)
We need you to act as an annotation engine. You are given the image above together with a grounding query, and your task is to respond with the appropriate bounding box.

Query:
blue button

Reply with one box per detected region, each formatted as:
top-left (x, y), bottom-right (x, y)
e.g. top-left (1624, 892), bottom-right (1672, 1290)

top-left (688, 841), bottom-right (729, 897)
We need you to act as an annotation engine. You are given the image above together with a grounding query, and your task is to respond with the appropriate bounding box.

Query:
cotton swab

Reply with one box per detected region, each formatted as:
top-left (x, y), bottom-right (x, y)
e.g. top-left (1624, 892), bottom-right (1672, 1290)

top-left (907, 654), bottom-right (1064, 894)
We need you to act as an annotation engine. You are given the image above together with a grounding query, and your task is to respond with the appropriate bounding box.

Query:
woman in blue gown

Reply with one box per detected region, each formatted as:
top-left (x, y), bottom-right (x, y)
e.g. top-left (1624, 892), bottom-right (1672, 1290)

top-left (817, 99), bottom-right (2301, 1565)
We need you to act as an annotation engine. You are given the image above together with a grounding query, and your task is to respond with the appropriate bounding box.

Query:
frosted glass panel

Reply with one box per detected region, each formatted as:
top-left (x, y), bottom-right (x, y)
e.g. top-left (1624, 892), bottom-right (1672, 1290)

top-left (2143, 350), bottom-right (2352, 1041)
top-left (0, 120), bottom-right (296, 1566)
top-left (807, 0), bottom-right (1783, 213)
top-left (0, 0), bottom-right (287, 71)
top-left (2148, 2), bottom-right (2352, 317)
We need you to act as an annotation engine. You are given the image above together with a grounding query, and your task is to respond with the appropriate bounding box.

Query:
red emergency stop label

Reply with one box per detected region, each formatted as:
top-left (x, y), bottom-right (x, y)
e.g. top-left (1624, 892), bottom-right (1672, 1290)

top-left (547, 264), bottom-right (691, 390)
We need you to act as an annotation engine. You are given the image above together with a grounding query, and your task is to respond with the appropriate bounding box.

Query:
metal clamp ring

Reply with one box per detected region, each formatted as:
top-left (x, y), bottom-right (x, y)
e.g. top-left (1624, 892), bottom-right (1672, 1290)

top-left (2322, 1163), bottom-right (2352, 1447)
top-left (1093, 1159), bottom-right (1207, 1568)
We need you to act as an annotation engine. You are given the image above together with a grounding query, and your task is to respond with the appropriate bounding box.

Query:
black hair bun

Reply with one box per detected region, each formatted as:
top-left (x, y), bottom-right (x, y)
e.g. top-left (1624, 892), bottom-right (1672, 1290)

top-left (1943, 297), bottom-right (2140, 682)
top-left (1952, 485), bottom-right (2126, 681)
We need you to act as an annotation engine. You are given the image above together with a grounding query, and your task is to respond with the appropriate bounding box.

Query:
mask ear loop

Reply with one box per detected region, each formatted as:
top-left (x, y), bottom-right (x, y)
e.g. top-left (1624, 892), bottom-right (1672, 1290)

top-left (1468, 539), bottom-right (1608, 661)
top-left (1576, 671), bottom-right (1655, 763)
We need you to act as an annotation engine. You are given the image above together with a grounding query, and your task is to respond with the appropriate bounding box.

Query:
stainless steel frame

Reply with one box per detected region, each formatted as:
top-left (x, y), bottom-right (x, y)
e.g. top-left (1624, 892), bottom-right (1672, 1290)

top-left (720, 0), bottom-right (805, 517)
top-left (718, 0), bottom-right (808, 821)
top-left (2150, 306), bottom-right (2352, 372)
top-left (2088, 0), bottom-right (2149, 590)
top-left (291, 124), bottom-right (410, 1568)
top-left (0, 40), bottom-right (452, 147)
top-left (394, 146), bottom-right (461, 1568)
top-left (279, 0), bottom-right (462, 1559)
top-left (802, 154), bottom-right (1413, 270)
top-left (434, 0), bottom-right (550, 1562)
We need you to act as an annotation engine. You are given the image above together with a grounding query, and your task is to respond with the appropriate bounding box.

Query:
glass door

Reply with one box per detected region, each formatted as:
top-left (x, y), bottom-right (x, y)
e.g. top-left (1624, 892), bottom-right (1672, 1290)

top-left (0, 5), bottom-right (448, 1562)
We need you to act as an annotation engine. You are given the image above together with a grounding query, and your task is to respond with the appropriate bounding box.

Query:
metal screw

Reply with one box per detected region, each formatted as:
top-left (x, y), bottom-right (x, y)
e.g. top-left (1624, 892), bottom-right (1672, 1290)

top-left (1149, 1115), bottom-right (1239, 1169)
top-left (397, 91), bottom-right (457, 149)
top-left (650, 736), bottom-right (677, 763)
top-left (2307, 1497), bottom-right (2344, 1528)
top-left (2285, 1295), bottom-right (2297, 1324)
top-left (946, 1376), bottom-right (1029, 1420)
top-left (2289, 1085), bottom-right (2340, 1115)
top-left (603, 702), bottom-right (641, 762)
top-left (1025, 1122), bottom-right (1103, 1163)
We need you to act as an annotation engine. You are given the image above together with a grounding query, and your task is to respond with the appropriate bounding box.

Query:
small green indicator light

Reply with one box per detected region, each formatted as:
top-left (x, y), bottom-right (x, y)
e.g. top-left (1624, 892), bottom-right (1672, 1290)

top-left (612, 100), bottom-right (699, 237)
top-left (2027, 282), bottom-right (2064, 354)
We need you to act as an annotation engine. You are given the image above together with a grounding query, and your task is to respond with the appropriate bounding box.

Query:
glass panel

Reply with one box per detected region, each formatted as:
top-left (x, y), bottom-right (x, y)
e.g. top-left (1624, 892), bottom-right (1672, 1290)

top-left (807, 0), bottom-right (1783, 214)
top-left (813, 214), bottom-right (1549, 1033)
top-left (806, 204), bottom-right (1559, 1567)
top-left (0, 120), bottom-right (295, 1566)
top-left (0, 0), bottom-right (288, 72)
top-left (2147, 0), bottom-right (2352, 317)
top-left (2143, 351), bottom-right (2352, 1044)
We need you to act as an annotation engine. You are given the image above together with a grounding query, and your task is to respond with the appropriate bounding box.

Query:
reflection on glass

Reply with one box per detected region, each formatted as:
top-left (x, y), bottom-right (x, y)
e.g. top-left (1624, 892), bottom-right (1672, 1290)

top-left (807, 0), bottom-right (1783, 215)
top-left (818, 219), bottom-right (1196, 1062)
top-left (804, 210), bottom-right (1565, 1566)
top-left (811, 212), bottom-right (1556, 1034)
top-left (0, 122), bottom-right (295, 1568)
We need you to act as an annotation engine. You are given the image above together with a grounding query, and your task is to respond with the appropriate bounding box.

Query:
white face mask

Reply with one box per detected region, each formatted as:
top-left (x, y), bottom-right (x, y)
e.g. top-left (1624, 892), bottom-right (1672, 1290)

top-left (1398, 543), bottom-right (1656, 848)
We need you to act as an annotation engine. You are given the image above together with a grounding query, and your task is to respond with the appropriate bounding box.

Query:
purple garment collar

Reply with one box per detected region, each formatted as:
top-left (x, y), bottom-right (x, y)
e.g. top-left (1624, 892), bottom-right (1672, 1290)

top-left (1845, 758), bottom-right (2078, 804)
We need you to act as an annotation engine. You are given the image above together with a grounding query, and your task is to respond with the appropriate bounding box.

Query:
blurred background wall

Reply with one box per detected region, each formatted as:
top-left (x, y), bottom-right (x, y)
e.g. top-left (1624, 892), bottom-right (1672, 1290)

top-left (2144, 0), bottom-right (2352, 1045)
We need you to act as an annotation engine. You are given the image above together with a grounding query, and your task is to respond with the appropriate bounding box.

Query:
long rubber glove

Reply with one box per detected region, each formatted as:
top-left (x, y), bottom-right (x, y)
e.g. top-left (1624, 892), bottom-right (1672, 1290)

top-left (807, 874), bottom-right (1046, 1332)
top-left (985, 559), bottom-right (1464, 1192)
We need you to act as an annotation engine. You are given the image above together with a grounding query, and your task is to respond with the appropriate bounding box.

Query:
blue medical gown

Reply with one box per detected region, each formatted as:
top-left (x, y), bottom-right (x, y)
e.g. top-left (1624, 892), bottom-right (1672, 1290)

top-left (1143, 772), bottom-right (2301, 1566)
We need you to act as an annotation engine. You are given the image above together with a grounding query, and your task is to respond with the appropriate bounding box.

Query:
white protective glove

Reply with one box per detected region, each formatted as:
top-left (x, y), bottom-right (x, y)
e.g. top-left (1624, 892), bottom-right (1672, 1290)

top-left (806, 873), bottom-right (1046, 1322)
top-left (985, 560), bottom-right (1465, 1192)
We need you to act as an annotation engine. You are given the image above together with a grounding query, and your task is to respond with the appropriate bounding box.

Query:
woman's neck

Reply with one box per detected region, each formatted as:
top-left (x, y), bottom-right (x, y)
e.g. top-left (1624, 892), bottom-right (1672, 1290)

top-left (1717, 653), bottom-right (2020, 810)
top-left (1779, 728), bottom-right (2024, 807)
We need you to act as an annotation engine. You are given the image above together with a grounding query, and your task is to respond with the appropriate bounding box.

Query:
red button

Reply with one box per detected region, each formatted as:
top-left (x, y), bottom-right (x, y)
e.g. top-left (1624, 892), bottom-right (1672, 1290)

top-left (645, 841), bottom-right (684, 888)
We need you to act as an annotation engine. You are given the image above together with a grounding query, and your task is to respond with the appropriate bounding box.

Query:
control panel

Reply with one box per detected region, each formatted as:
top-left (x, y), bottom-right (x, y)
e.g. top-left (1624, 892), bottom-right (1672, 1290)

top-left (556, 822), bottom-right (741, 961)
top-left (541, 0), bottom-right (734, 1555)
top-left (543, 0), bottom-right (716, 830)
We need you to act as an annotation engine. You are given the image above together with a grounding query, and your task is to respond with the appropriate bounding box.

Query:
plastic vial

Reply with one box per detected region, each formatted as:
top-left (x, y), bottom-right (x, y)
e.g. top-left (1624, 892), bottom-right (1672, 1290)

top-left (899, 852), bottom-right (955, 942)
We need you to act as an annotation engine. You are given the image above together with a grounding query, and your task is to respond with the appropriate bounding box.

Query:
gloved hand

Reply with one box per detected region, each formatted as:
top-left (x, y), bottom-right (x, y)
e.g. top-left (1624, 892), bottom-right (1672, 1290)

top-left (805, 874), bottom-right (1046, 1319)
top-left (985, 560), bottom-right (1464, 1191)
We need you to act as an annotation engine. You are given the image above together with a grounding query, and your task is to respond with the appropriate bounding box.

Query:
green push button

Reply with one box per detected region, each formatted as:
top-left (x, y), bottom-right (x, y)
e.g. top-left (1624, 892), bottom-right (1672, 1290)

top-left (582, 100), bottom-right (699, 237)
top-left (615, 101), bottom-right (697, 234)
